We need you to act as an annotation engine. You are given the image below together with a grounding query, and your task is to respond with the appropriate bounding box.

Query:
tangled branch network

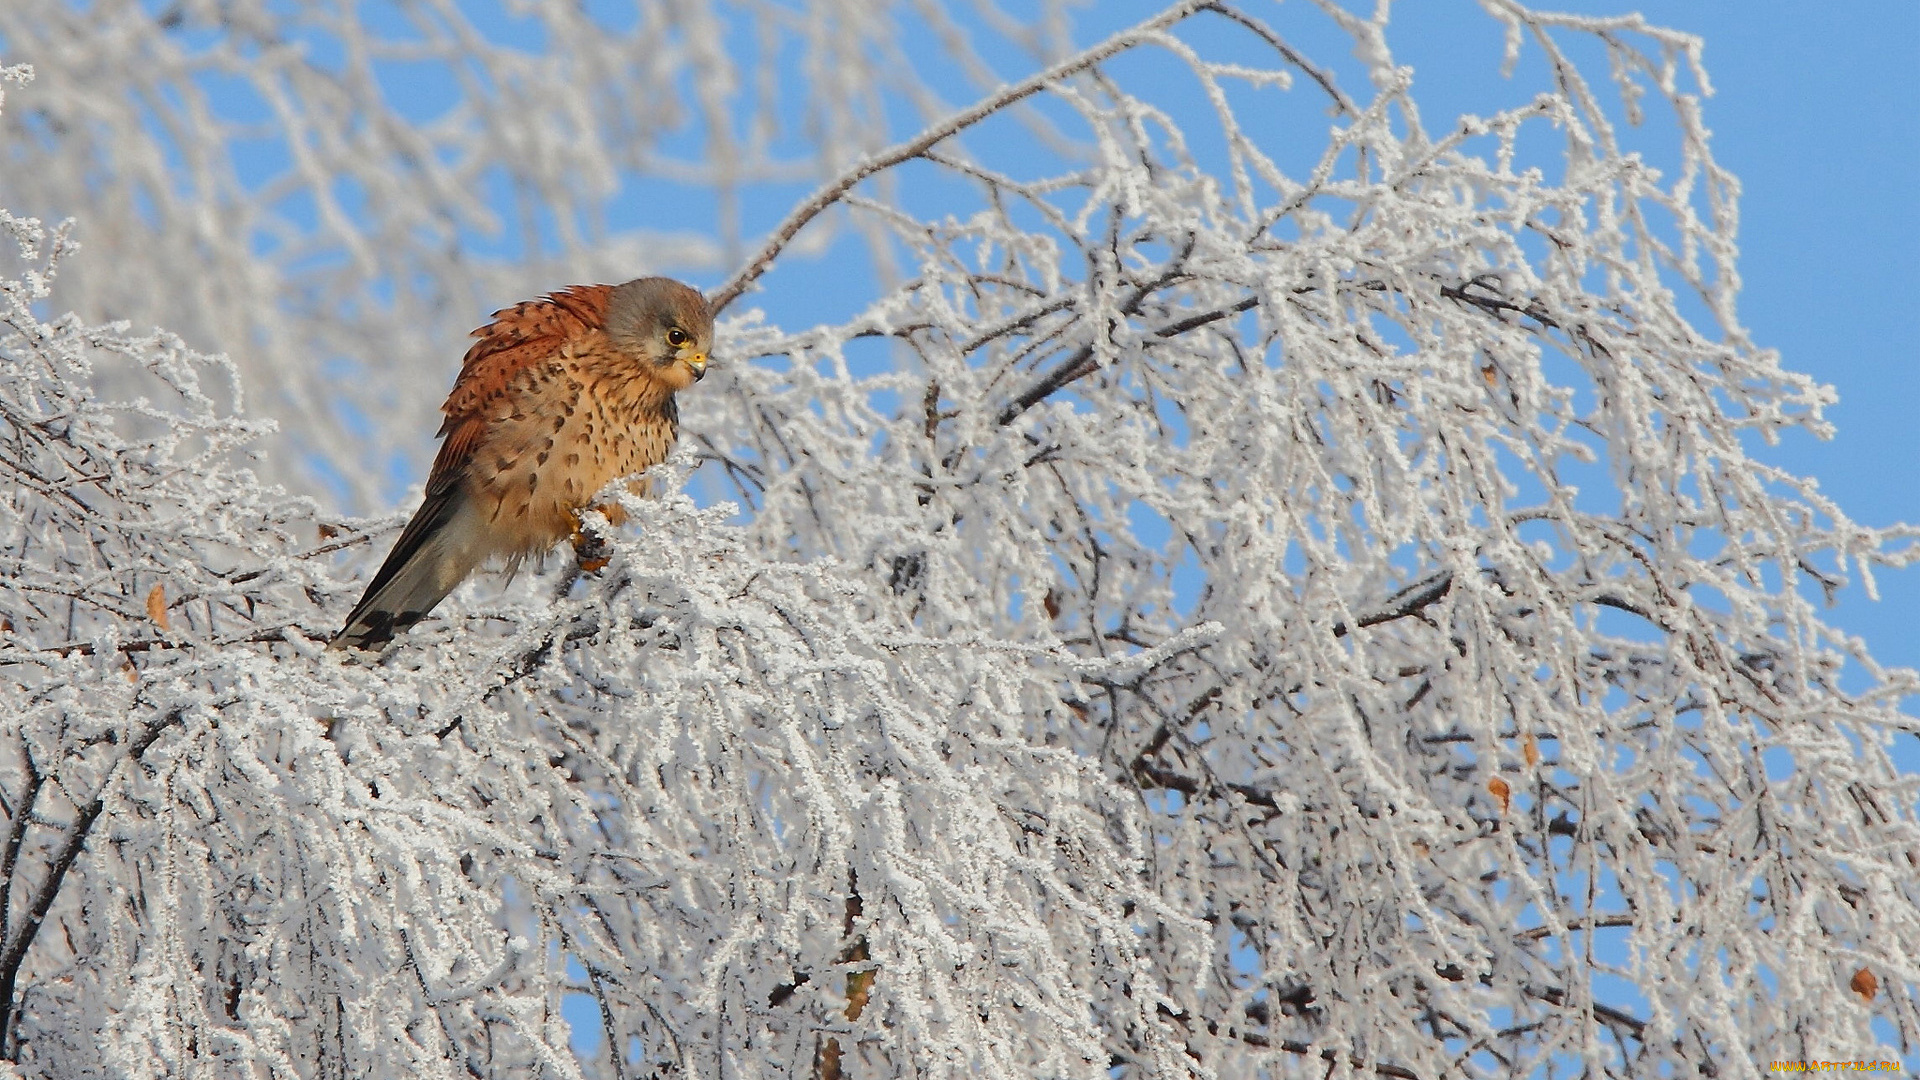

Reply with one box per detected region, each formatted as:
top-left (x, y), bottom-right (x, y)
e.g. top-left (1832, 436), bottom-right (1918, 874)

top-left (0, 1), bottom-right (1914, 1077)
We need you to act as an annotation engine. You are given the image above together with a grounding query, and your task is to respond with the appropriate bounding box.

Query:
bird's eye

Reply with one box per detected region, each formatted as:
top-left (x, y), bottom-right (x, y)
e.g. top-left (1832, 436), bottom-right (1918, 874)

top-left (666, 328), bottom-right (689, 348)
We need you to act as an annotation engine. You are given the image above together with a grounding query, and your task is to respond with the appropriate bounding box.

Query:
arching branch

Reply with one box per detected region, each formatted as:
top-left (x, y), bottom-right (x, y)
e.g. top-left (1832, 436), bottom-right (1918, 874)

top-left (707, 0), bottom-right (1217, 315)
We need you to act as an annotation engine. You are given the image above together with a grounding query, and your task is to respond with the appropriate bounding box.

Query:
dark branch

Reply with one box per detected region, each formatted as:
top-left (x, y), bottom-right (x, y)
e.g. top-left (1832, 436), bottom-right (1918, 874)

top-left (0, 707), bottom-right (186, 1055)
top-left (1332, 571), bottom-right (1454, 637)
top-left (995, 277), bottom-right (1250, 426)
top-left (0, 758), bottom-right (42, 954)
top-left (14, 627), bottom-right (298, 661)
top-left (1157, 1002), bottom-right (1422, 1079)
top-left (1522, 984), bottom-right (1647, 1041)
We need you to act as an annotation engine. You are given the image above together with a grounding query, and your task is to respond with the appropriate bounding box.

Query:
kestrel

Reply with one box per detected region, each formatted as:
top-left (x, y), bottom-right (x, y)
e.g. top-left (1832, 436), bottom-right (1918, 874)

top-left (330, 276), bottom-right (713, 651)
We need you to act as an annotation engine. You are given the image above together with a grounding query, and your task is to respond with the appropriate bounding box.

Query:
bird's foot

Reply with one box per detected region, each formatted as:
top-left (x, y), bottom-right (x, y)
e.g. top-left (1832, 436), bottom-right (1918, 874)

top-left (570, 525), bottom-right (612, 574)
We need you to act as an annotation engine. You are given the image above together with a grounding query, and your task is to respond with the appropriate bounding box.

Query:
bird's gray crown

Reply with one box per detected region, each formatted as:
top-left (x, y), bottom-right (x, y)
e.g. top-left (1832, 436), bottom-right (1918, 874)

top-left (606, 277), bottom-right (713, 357)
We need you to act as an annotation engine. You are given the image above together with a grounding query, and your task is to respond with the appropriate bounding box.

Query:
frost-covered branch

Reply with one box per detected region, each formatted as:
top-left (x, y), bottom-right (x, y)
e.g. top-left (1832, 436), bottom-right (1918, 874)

top-left (0, 4), bottom-right (1916, 1079)
top-left (708, 0), bottom-right (1215, 315)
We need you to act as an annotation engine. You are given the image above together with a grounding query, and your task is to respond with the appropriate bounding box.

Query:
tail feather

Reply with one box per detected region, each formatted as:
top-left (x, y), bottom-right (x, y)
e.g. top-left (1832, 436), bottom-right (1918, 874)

top-left (329, 487), bottom-right (486, 652)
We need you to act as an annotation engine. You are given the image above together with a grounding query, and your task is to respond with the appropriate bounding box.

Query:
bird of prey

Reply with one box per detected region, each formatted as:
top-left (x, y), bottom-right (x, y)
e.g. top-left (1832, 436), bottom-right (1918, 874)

top-left (330, 276), bottom-right (713, 651)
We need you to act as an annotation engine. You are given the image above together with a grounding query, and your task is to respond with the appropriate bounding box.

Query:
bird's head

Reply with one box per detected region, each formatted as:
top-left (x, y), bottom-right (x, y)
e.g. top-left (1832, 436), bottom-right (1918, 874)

top-left (605, 276), bottom-right (715, 391)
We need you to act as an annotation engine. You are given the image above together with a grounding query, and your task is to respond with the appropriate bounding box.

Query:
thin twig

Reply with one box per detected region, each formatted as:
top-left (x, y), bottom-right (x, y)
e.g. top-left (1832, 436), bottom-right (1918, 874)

top-left (1157, 1002), bottom-right (1423, 1079)
top-left (12, 626), bottom-right (299, 661)
top-left (706, 0), bottom-right (1215, 314)
top-left (588, 964), bottom-right (630, 1080)
top-left (994, 244), bottom-right (1201, 425)
top-left (1331, 571), bottom-right (1454, 637)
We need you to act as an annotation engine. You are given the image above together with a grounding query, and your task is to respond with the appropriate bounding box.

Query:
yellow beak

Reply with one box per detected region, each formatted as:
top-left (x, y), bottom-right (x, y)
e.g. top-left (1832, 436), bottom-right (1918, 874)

top-left (681, 352), bottom-right (708, 381)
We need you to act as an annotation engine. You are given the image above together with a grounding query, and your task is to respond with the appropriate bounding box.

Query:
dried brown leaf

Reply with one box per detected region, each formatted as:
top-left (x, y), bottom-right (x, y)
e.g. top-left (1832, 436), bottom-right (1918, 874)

top-left (1487, 776), bottom-right (1511, 814)
top-left (146, 584), bottom-right (170, 632)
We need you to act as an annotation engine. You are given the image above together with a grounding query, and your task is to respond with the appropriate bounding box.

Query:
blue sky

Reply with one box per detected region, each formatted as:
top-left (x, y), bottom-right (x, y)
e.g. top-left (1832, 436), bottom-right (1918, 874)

top-left (1595, 1), bottom-right (1919, 695)
top-left (1180, 0), bottom-right (1920, 698)
top-left (1, 3), bottom-right (1902, 1067)
top-left (701, 3), bottom-right (1920, 1057)
top-left (440, 3), bottom-right (1917, 1063)
top-left (229, 0), bottom-right (1920, 693)
top-left (744, 0), bottom-right (1920, 697)
top-left (243, 0), bottom-right (1912, 1063)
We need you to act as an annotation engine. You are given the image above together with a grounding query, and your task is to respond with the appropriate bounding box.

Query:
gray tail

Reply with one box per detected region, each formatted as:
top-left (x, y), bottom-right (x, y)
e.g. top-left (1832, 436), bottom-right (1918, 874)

top-left (329, 487), bottom-right (481, 652)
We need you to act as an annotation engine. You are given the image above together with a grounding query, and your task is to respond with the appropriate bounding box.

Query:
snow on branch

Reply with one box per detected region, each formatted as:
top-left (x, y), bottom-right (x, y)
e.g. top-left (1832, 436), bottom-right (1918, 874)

top-left (0, 4), bottom-right (1915, 1079)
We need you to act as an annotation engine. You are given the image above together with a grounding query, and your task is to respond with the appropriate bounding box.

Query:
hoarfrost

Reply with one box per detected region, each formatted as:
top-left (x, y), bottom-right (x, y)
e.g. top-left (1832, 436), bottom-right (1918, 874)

top-left (0, 4), bottom-right (1913, 1078)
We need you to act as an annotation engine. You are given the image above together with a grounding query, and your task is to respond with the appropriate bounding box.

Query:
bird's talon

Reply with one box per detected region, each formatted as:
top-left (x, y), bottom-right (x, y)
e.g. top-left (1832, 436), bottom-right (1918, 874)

top-left (572, 524), bottom-right (613, 573)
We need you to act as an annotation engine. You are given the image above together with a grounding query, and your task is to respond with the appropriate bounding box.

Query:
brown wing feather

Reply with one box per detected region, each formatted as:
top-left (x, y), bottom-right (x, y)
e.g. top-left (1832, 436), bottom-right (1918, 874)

top-left (428, 284), bottom-right (613, 490)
